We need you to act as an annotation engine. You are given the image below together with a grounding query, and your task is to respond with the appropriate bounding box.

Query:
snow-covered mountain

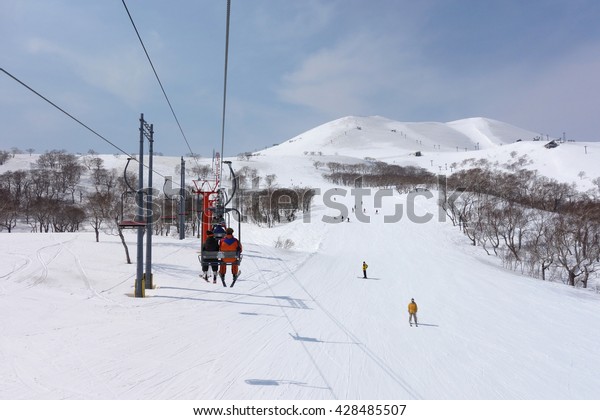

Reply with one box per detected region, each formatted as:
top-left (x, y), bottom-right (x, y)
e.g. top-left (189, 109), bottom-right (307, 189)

top-left (3, 115), bottom-right (598, 190)
top-left (264, 116), bottom-right (538, 156)
top-left (254, 115), bottom-right (599, 191)
top-left (1, 116), bottom-right (600, 406)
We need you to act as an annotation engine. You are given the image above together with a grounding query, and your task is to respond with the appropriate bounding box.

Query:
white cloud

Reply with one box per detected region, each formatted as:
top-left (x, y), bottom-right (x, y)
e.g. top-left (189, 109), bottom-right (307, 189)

top-left (249, 0), bottom-right (336, 42)
top-left (25, 37), bottom-right (152, 108)
top-left (277, 32), bottom-right (406, 115)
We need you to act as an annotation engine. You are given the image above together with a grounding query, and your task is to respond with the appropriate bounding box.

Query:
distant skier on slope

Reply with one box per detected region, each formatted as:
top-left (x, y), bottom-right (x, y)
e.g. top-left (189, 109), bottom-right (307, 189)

top-left (362, 261), bottom-right (368, 279)
top-left (408, 298), bottom-right (418, 327)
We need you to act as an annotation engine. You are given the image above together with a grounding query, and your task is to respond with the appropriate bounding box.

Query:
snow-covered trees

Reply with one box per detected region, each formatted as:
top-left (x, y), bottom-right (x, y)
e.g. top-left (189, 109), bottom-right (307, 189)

top-left (446, 167), bottom-right (600, 289)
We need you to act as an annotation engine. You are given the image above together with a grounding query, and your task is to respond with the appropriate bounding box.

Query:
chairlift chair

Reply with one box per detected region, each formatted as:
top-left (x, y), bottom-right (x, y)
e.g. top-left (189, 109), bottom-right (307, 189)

top-left (197, 207), bottom-right (242, 266)
top-left (118, 190), bottom-right (147, 229)
top-left (117, 157), bottom-right (148, 230)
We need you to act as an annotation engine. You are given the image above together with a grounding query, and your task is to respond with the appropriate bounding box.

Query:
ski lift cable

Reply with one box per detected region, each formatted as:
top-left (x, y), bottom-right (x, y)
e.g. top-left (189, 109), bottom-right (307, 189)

top-left (121, 0), bottom-right (202, 171)
top-left (1, 67), bottom-right (132, 157)
top-left (0, 67), bottom-right (185, 189)
top-left (219, 0), bottom-right (232, 184)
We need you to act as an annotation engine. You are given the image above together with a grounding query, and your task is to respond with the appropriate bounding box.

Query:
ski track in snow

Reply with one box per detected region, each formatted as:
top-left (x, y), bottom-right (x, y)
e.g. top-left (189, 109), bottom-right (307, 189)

top-left (249, 249), bottom-right (338, 399)
top-left (261, 244), bottom-right (422, 400)
top-left (0, 253), bottom-right (31, 281)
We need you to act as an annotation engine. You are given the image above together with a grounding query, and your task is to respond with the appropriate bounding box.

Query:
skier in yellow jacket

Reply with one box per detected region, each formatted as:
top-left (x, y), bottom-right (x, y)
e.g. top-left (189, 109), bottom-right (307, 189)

top-left (362, 261), bottom-right (368, 279)
top-left (408, 298), bottom-right (418, 327)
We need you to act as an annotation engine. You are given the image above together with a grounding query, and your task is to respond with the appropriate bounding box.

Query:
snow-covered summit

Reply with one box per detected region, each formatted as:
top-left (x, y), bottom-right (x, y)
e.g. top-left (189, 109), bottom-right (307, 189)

top-left (261, 115), bottom-right (541, 159)
top-left (247, 115), bottom-right (597, 192)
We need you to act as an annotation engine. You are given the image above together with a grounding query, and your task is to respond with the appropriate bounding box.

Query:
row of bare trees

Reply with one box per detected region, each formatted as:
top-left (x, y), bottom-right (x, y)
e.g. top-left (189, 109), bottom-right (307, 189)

top-left (0, 151), bottom-right (183, 237)
top-left (225, 168), bottom-right (317, 228)
top-left (239, 187), bottom-right (317, 227)
top-left (0, 150), bottom-right (88, 233)
top-left (320, 161), bottom-right (436, 192)
top-left (443, 168), bottom-right (600, 289)
top-left (1, 151), bottom-right (318, 239)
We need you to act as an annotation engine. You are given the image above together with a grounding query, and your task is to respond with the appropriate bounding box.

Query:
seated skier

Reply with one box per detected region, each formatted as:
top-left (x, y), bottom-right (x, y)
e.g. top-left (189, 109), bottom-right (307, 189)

top-left (218, 227), bottom-right (242, 287)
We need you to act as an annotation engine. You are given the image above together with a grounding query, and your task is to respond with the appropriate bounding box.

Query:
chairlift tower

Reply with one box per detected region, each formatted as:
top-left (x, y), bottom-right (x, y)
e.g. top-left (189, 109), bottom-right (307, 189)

top-left (118, 114), bottom-right (154, 297)
top-left (194, 153), bottom-right (223, 245)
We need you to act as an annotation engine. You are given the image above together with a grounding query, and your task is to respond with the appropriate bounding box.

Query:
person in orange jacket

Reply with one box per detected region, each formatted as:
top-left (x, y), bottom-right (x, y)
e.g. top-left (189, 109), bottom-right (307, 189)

top-left (219, 227), bottom-right (242, 286)
top-left (408, 298), bottom-right (418, 327)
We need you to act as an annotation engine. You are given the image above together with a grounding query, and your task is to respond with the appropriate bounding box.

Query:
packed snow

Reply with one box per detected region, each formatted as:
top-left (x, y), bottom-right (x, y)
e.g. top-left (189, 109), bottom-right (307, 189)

top-left (1, 116), bottom-right (600, 401)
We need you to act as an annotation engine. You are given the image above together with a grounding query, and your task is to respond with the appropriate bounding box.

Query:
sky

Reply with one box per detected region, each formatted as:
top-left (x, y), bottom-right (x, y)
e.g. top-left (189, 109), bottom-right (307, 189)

top-left (1, 0), bottom-right (600, 158)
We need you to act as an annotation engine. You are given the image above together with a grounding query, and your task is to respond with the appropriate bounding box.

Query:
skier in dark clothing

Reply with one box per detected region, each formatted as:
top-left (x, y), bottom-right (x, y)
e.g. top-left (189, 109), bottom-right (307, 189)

top-left (201, 230), bottom-right (220, 283)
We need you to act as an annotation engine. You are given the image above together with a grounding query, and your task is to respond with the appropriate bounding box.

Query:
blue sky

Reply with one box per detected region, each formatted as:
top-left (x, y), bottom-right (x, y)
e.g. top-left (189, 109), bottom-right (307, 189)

top-left (1, 0), bottom-right (599, 157)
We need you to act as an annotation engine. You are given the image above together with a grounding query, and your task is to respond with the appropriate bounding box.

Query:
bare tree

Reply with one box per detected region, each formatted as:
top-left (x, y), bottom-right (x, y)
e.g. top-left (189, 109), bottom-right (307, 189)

top-left (86, 191), bottom-right (117, 242)
top-left (497, 201), bottom-right (527, 267)
top-left (0, 151), bottom-right (11, 165)
top-left (552, 210), bottom-right (600, 288)
top-left (52, 202), bottom-right (85, 232)
top-left (0, 188), bottom-right (19, 232)
top-left (265, 174), bottom-right (277, 188)
top-left (523, 210), bottom-right (555, 280)
top-left (30, 197), bottom-right (55, 232)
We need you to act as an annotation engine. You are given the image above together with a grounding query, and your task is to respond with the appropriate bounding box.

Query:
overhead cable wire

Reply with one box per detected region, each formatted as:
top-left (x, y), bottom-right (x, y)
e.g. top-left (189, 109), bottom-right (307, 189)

top-left (121, 0), bottom-right (201, 169)
top-left (1, 67), bottom-right (132, 157)
top-left (0, 67), bottom-right (183, 188)
top-left (219, 0), bottom-right (232, 181)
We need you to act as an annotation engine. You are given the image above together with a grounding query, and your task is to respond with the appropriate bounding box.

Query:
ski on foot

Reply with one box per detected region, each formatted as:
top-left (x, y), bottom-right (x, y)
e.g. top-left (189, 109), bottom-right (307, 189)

top-left (230, 271), bottom-right (241, 288)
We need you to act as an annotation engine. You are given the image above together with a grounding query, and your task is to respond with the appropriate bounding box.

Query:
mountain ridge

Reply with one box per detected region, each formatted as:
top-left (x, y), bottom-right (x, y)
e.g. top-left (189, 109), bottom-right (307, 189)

top-left (2, 115), bottom-right (598, 192)
top-left (262, 115), bottom-right (542, 158)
